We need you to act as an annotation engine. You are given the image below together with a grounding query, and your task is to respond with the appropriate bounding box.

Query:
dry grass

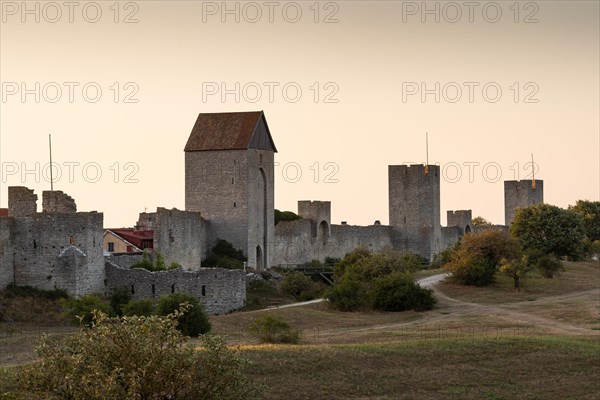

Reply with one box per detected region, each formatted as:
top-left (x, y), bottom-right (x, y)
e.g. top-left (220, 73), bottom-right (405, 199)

top-left (437, 260), bottom-right (599, 304)
top-left (241, 336), bottom-right (600, 400)
top-left (2, 261), bottom-right (599, 399)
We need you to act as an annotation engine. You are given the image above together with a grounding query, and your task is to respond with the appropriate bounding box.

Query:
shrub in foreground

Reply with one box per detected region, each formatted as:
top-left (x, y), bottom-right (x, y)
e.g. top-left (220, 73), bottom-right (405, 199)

top-left (370, 272), bottom-right (436, 311)
top-left (248, 314), bottom-right (301, 344)
top-left (18, 308), bottom-right (260, 400)
top-left (122, 299), bottom-right (156, 316)
top-left (156, 293), bottom-right (211, 337)
top-left (61, 294), bottom-right (114, 326)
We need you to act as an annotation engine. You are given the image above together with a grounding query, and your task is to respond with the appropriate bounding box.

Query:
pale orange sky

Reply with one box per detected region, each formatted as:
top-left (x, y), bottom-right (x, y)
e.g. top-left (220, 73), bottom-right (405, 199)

top-left (1, 1), bottom-right (598, 227)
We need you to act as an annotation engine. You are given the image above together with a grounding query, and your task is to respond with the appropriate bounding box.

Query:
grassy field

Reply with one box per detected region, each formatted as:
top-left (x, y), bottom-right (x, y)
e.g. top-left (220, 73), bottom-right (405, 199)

top-left (241, 336), bottom-right (600, 400)
top-left (1, 260), bottom-right (598, 399)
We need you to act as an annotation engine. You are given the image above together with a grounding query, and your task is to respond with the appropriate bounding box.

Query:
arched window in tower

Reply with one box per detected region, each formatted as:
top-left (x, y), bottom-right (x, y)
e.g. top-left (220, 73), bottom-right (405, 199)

top-left (256, 245), bottom-right (263, 269)
top-left (318, 220), bottom-right (329, 245)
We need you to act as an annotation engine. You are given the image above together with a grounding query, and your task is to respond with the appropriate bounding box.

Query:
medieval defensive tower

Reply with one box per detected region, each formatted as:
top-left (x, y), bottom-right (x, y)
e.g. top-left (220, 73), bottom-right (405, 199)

top-left (184, 111), bottom-right (277, 270)
top-left (504, 180), bottom-right (544, 226)
top-left (388, 164), bottom-right (442, 260)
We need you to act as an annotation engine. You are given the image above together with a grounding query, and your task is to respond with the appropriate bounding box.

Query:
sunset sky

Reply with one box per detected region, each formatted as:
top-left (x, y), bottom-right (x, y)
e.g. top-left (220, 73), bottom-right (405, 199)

top-left (1, 0), bottom-right (598, 227)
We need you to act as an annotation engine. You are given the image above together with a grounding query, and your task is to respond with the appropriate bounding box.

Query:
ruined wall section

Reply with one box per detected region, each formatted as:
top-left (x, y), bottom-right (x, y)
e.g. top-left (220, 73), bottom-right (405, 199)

top-left (105, 263), bottom-right (245, 315)
top-left (42, 191), bottom-right (77, 213)
top-left (136, 212), bottom-right (157, 230)
top-left (8, 187), bottom-right (37, 218)
top-left (106, 252), bottom-right (144, 268)
top-left (0, 217), bottom-right (15, 289)
top-left (472, 225), bottom-right (509, 234)
top-left (153, 208), bottom-right (208, 271)
top-left (12, 211), bottom-right (104, 296)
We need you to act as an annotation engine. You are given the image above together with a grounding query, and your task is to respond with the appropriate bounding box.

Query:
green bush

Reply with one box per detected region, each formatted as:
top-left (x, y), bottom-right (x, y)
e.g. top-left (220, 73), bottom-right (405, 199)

top-left (325, 276), bottom-right (369, 312)
top-left (109, 287), bottom-right (131, 317)
top-left (131, 250), bottom-right (182, 272)
top-left (280, 271), bottom-right (319, 301)
top-left (370, 272), bottom-right (436, 311)
top-left (122, 299), bottom-right (156, 316)
top-left (4, 283), bottom-right (69, 301)
top-left (168, 261), bottom-right (182, 270)
top-left (324, 257), bottom-right (340, 269)
top-left (18, 309), bottom-right (260, 400)
top-left (156, 293), bottom-right (211, 337)
top-left (61, 295), bottom-right (114, 326)
top-left (203, 239), bottom-right (246, 269)
top-left (533, 254), bottom-right (564, 278)
top-left (248, 315), bottom-right (301, 344)
top-left (244, 280), bottom-right (279, 310)
top-left (130, 250), bottom-right (155, 270)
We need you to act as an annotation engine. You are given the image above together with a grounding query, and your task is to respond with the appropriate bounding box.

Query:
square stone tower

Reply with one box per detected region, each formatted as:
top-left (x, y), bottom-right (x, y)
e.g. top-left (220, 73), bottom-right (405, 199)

top-left (184, 111), bottom-right (277, 270)
top-left (388, 164), bottom-right (442, 259)
top-left (504, 180), bottom-right (543, 226)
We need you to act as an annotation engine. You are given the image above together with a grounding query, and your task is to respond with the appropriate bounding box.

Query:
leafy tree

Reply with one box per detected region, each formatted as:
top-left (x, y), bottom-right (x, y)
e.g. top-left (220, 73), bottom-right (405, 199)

top-left (370, 272), bottom-right (436, 311)
top-left (472, 216), bottom-right (493, 226)
top-left (569, 200), bottom-right (600, 242)
top-left (203, 239), bottom-right (246, 269)
top-left (327, 246), bottom-right (433, 312)
top-left (248, 315), bottom-right (301, 344)
top-left (274, 209), bottom-right (302, 225)
top-left (156, 293), bottom-right (211, 337)
top-left (444, 230), bottom-right (520, 286)
top-left (61, 295), bottom-right (114, 326)
top-left (19, 308), bottom-right (260, 400)
top-left (526, 249), bottom-right (564, 278)
top-left (511, 204), bottom-right (587, 261)
top-left (109, 287), bottom-right (132, 317)
top-left (499, 255), bottom-right (530, 291)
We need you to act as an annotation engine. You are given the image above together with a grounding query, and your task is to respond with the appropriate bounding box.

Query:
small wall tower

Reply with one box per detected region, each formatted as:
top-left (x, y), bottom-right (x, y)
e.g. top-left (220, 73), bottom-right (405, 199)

top-left (297, 200), bottom-right (331, 244)
top-left (447, 210), bottom-right (472, 235)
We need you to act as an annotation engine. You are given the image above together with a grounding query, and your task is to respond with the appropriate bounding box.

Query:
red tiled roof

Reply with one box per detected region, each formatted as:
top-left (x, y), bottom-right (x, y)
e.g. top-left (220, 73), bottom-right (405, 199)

top-left (184, 111), bottom-right (276, 152)
top-left (107, 228), bottom-right (154, 250)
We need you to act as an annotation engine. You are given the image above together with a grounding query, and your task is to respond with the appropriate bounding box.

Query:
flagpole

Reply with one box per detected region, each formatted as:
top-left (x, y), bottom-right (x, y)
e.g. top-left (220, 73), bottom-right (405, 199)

top-left (49, 134), bottom-right (54, 192)
top-left (425, 132), bottom-right (429, 175)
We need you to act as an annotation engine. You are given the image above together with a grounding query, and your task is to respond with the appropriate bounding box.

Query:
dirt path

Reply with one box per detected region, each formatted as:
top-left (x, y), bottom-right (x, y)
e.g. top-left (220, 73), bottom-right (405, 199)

top-left (313, 275), bottom-right (599, 339)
